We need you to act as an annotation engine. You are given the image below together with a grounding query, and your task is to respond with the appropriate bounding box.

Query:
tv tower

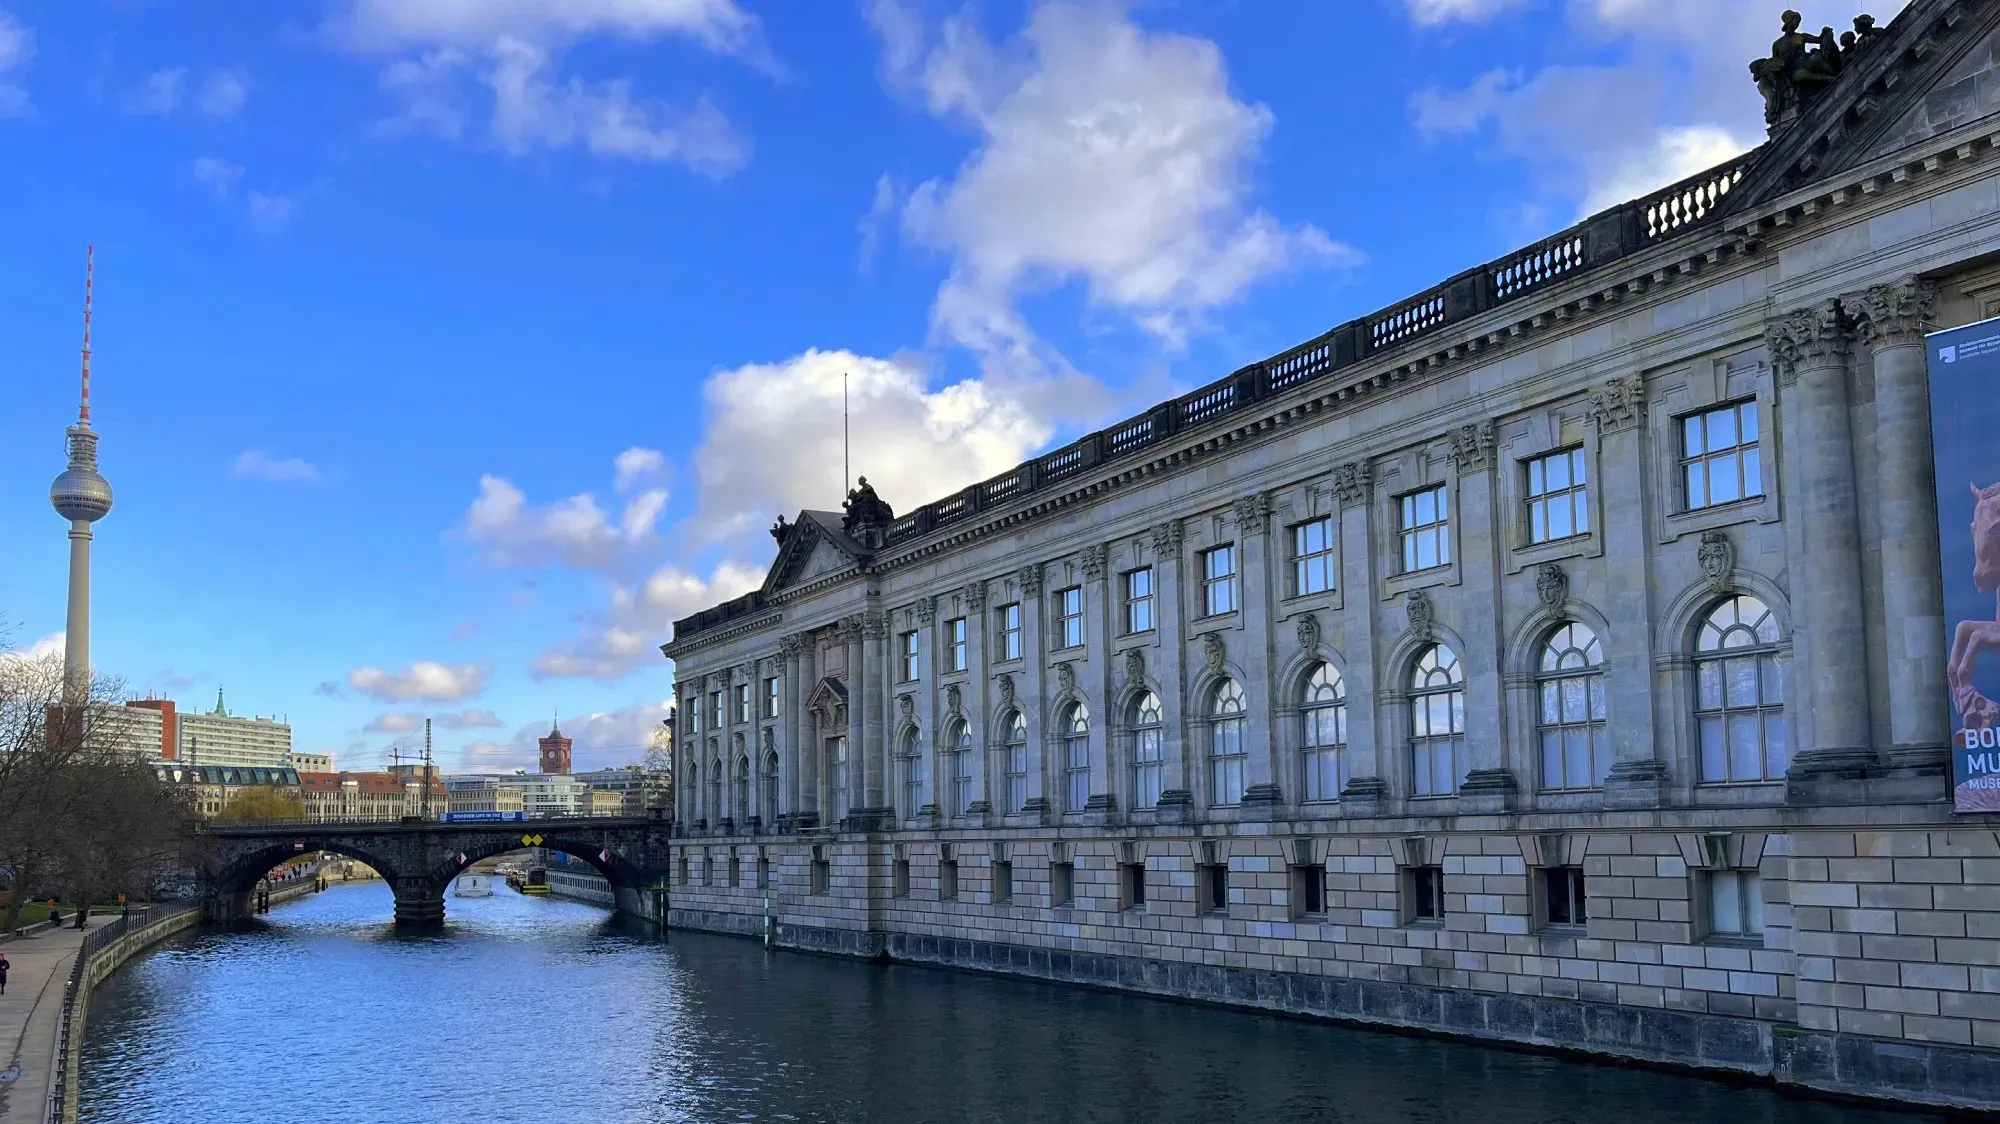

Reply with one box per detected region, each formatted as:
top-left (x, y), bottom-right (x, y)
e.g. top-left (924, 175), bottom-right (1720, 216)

top-left (48, 246), bottom-right (113, 704)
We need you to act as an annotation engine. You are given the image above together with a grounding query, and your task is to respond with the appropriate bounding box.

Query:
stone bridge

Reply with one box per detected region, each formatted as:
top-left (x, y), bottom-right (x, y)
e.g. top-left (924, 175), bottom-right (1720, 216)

top-left (193, 817), bottom-right (674, 925)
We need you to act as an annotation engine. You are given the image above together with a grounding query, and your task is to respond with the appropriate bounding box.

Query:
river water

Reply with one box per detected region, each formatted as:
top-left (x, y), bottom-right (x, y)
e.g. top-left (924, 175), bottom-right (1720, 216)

top-left (77, 881), bottom-right (1940, 1124)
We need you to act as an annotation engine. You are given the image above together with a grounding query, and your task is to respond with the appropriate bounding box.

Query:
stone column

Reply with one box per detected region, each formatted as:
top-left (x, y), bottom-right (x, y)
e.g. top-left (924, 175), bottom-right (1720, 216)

top-left (915, 596), bottom-right (941, 820)
top-left (838, 614), bottom-right (865, 826)
top-left (1849, 278), bottom-right (1950, 775)
top-left (1591, 378), bottom-right (1669, 807)
top-left (1081, 545), bottom-right (1116, 814)
top-left (1333, 463), bottom-right (1386, 812)
top-left (1771, 303), bottom-right (1878, 794)
top-left (1448, 422), bottom-right (1519, 812)
top-left (796, 634), bottom-right (821, 827)
top-left (1234, 492), bottom-right (1284, 817)
top-left (1152, 520), bottom-right (1194, 820)
top-left (861, 609), bottom-right (890, 826)
top-left (1016, 563), bottom-right (1050, 822)
top-left (963, 580), bottom-right (994, 816)
top-left (777, 637), bottom-right (801, 824)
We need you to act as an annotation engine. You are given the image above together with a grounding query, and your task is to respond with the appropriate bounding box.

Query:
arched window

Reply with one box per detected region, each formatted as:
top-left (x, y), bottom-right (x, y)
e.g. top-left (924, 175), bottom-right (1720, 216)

top-left (1300, 663), bottom-right (1348, 801)
top-left (1209, 679), bottom-right (1246, 806)
top-left (1062, 702), bottom-right (1091, 813)
top-left (734, 755), bottom-right (750, 823)
top-left (1410, 645), bottom-right (1464, 797)
top-left (948, 719), bottom-right (974, 814)
top-left (708, 756), bottom-right (724, 821)
top-left (899, 727), bottom-right (923, 817)
top-left (828, 736), bottom-right (850, 821)
top-left (1539, 623), bottom-right (1608, 790)
top-left (683, 758), bottom-right (697, 818)
top-left (1695, 595), bottom-right (1787, 782)
top-left (1130, 693), bottom-right (1163, 810)
top-left (761, 751), bottom-right (779, 826)
top-left (1003, 711), bottom-right (1029, 812)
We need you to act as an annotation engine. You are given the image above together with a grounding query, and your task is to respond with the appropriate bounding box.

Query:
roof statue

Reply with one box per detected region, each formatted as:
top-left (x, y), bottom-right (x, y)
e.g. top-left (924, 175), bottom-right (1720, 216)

top-left (1751, 10), bottom-right (1877, 130)
top-left (770, 512), bottom-right (791, 546)
top-left (841, 476), bottom-right (894, 548)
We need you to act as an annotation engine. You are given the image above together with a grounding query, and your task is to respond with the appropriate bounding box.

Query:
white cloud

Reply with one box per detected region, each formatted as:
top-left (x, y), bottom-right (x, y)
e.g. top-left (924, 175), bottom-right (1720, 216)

top-left (530, 559), bottom-right (763, 680)
top-left (365, 708), bottom-right (504, 734)
top-left (457, 738), bottom-right (535, 771)
top-left (198, 68), bottom-right (249, 116)
top-left (0, 8), bottom-right (30, 117)
top-left (129, 67), bottom-right (187, 115)
top-left (1409, 0), bottom-right (1910, 224)
top-left (1405, 0), bottom-right (1525, 25)
top-left (127, 67), bottom-right (248, 117)
top-left (871, 0), bottom-right (1351, 357)
top-left (347, 661), bottom-right (491, 702)
top-left (2, 631), bottom-right (64, 663)
top-left (612, 446), bottom-right (666, 491)
top-left (192, 157), bottom-right (245, 198)
top-left (689, 347), bottom-right (1061, 545)
top-left (247, 192), bottom-right (297, 228)
top-left (857, 172), bottom-right (898, 275)
top-left (452, 700), bottom-right (674, 771)
top-left (339, 0), bottom-right (764, 173)
top-left (232, 449), bottom-right (318, 482)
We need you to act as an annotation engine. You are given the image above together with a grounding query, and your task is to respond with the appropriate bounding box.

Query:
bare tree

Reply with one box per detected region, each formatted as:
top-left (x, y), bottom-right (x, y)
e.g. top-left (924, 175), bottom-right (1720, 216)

top-left (0, 636), bottom-right (194, 931)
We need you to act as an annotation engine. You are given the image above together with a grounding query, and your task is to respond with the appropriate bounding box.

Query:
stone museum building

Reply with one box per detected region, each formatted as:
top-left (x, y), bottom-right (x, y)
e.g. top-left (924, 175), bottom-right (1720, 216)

top-left (663, 0), bottom-right (2000, 1108)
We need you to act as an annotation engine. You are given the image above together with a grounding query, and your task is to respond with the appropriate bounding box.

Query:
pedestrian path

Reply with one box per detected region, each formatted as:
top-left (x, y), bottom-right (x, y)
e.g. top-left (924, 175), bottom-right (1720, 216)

top-left (0, 919), bottom-right (105, 1124)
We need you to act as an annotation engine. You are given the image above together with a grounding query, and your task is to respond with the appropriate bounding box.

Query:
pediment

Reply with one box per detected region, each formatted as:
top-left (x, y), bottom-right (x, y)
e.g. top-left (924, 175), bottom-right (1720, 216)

top-left (805, 676), bottom-right (849, 730)
top-left (762, 511), bottom-right (869, 594)
top-left (1730, 0), bottom-right (2000, 210)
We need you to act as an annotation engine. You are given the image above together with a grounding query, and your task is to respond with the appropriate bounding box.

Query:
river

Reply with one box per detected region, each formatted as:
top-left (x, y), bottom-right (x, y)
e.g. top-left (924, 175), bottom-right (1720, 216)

top-left (76, 880), bottom-right (1940, 1124)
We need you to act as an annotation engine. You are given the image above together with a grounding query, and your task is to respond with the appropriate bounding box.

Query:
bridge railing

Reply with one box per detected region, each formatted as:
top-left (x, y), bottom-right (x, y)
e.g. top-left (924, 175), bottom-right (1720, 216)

top-left (45, 899), bottom-right (201, 1124)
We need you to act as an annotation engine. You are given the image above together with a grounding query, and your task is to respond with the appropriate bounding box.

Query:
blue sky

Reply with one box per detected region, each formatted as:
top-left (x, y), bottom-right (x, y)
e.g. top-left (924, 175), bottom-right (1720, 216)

top-left (0, 0), bottom-right (1895, 772)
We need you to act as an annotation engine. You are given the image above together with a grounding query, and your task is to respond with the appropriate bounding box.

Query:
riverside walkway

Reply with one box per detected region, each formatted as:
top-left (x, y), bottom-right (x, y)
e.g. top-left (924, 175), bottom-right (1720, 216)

top-left (0, 918), bottom-right (106, 1123)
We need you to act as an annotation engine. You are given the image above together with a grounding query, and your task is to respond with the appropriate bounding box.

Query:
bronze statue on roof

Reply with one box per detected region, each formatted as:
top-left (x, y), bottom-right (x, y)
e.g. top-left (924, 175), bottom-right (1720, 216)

top-left (1751, 9), bottom-right (1869, 129)
top-left (842, 476), bottom-right (895, 546)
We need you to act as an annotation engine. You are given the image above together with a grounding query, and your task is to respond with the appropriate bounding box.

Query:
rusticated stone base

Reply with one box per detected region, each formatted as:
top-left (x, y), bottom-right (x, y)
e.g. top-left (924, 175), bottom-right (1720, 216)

top-left (663, 912), bottom-right (2000, 1113)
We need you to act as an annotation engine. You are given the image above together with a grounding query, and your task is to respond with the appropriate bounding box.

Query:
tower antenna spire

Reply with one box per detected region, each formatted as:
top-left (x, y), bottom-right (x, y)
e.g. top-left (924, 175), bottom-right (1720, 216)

top-left (80, 244), bottom-right (93, 428)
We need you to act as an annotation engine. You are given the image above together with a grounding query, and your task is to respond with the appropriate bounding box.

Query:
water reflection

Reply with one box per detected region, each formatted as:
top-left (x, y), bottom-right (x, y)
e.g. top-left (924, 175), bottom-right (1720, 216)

top-left (80, 882), bottom-right (1938, 1124)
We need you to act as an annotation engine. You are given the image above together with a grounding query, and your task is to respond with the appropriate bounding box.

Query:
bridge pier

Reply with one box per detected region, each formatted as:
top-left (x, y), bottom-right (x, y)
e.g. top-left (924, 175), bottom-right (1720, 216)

top-left (393, 877), bottom-right (445, 927)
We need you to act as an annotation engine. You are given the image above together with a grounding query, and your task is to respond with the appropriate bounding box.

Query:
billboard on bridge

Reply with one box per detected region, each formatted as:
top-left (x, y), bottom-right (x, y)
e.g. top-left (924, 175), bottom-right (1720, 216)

top-left (440, 811), bottom-right (527, 823)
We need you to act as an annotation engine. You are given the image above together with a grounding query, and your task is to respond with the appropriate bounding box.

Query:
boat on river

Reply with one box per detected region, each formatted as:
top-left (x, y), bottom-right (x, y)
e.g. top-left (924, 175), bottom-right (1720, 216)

top-left (508, 867), bottom-right (550, 895)
top-left (453, 874), bottom-right (494, 898)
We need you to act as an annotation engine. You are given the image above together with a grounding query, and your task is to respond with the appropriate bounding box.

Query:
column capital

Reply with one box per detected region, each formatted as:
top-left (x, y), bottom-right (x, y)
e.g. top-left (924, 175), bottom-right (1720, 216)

top-left (1846, 277), bottom-right (1940, 347)
top-left (914, 595), bottom-right (937, 625)
top-left (1151, 520), bottom-right (1183, 557)
top-left (836, 614), bottom-right (865, 643)
top-left (963, 580), bottom-right (989, 612)
top-left (1017, 563), bottom-right (1045, 598)
top-left (861, 609), bottom-right (890, 640)
top-left (1766, 300), bottom-right (1850, 385)
top-left (1231, 492), bottom-right (1273, 535)
top-left (1445, 421), bottom-right (1496, 474)
top-left (1587, 375), bottom-right (1646, 434)
top-left (1332, 461), bottom-right (1372, 505)
top-left (1080, 544), bottom-right (1108, 581)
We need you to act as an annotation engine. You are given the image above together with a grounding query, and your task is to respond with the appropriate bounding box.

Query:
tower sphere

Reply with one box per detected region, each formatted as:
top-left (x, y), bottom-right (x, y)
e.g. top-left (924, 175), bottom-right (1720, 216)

top-left (51, 436), bottom-right (113, 522)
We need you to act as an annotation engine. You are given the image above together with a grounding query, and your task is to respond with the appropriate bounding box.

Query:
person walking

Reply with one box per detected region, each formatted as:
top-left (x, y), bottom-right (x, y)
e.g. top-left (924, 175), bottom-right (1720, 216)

top-left (46, 901), bottom-right (60, 927)
top-left (1, 951), bottom-right (11, 996)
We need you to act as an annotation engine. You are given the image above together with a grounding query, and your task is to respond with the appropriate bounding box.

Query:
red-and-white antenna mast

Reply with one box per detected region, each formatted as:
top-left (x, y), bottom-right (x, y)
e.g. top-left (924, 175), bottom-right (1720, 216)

top-left (79, 244), bottom-right (94, 429)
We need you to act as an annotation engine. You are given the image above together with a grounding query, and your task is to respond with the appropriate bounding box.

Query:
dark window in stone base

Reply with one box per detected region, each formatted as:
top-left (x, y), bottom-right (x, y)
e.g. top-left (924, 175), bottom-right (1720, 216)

top-left (1051, 862), bottom-right (1075, 907)
top-left (757, 857), bottom-right (769, 890)
top-left (1404, 865), bottom-right (1443, 925)
top-left (1542, 866), bottom-right (1588, 928)
top-left (940, 859), bottom-right (959, 901)
top-left (1198, 863), bottom-right (1229, 913)
top-left (1121, 862), bottom-right (1147, 910)
top-left (811, 858), bottom-right (830, 895)
top-left (1290, 864), bottom-right (1325, 919)
top-left (893, 858), bottom-right (910, 898)
top-left (994, 861), bottom-right (1013, 903)
top-left (728, 856), bottom-right (739, 888)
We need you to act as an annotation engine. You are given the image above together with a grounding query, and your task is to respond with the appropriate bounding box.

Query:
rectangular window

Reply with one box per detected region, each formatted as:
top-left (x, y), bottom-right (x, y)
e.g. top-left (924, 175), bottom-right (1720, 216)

top-left (1399, 486), bottom-right (1451, 573)
top-left (997, 603), bottom-right (1022, 662)
top-left (946, 617), bottom-right (968, 672)
top-left (1201, 545), bottom-right (1238, 616)
top-left (1198, 863), bottom-right (1229, 913)
top-left (1291, 864), bottom-right (1326, 920)
top-left (686, 700), bottom-right (700, 735)
top-left (1056, 587), bottom-right (1084, 649)
top-left (993, 860), bottom-right (1014, 904)
top-left (702, 855), bottom-right (713, 887)
top-left (1051, 862), bottom-right (1075, 907)
top-left (678, 853), bottom-right (690, 885)
top-left (811, 856), bottom-right (830, 895)
top-left (1526, 448), bottom-right (1590, 544)
top-left (1123, 568), bottom-right (1156, 634)
top-left (1681, 401), bottom-right (1762, 511)
top-left (1292, 518), bottom-right (1335, 596)
top-left (1121, 862), bottom-right (1147, 910)
top-left (898, 630), bottom-right (920, 682)
top-left (893, 858), bottom-right (910, 898)
top-left (764, 677), bottom-right (780, 719)
top-left (728, 855), bottom-right (740, 888)
top-left (1708, 870), bottom-right (1765, 937)
top-left (940, 858), bottom-right (959, 901)
top-left (734, 684), bottom-right (750, 724)
top-left (710, 692), bottom-right (724, 730)
top-left (1542, 867), bottom-right (1588, 928)
top-left (757, 857), bottom-right (769, 890)
top-left (1405, 865), bottom-right (1444, 925)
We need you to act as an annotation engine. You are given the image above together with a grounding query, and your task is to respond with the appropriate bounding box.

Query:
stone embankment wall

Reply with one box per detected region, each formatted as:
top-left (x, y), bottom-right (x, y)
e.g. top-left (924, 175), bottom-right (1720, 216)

top-left (543, 868), bottom-right (616, 908)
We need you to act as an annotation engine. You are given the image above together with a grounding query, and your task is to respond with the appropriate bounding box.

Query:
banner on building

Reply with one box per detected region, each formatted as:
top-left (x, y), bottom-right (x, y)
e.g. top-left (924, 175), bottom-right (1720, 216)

top-left (1929, 316), bottom-right (2000, 811)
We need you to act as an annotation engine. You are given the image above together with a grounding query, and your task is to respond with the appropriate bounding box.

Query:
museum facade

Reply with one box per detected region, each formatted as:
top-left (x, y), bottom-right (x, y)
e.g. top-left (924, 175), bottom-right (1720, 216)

top-left (662, 0), bottom-right (2000, 1108)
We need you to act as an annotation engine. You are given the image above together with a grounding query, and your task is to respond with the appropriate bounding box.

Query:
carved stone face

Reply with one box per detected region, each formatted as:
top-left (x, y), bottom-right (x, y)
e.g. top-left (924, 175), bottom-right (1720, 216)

top-left (1973, 483), bottom-right (2000, 592)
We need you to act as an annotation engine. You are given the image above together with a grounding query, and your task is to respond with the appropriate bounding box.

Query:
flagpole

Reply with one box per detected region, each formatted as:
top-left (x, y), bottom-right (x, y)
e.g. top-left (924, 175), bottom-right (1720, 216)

top-left (843, 371), bottom-right (851, 494)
